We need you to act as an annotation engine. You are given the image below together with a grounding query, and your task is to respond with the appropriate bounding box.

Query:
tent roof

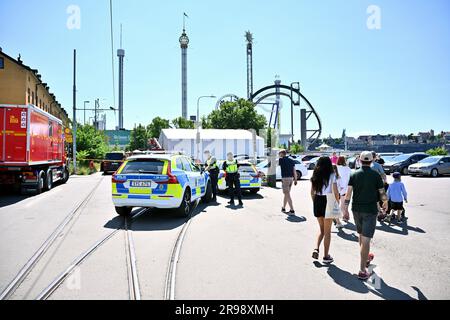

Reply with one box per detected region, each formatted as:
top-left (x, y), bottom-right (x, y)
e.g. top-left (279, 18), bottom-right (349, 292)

top-left (161, 129), bottom-right (264, 140)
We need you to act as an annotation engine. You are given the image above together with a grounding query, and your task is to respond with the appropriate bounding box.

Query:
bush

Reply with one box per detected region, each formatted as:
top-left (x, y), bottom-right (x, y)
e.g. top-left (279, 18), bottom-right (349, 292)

top-left (426, 147), bottom-right (448, 156)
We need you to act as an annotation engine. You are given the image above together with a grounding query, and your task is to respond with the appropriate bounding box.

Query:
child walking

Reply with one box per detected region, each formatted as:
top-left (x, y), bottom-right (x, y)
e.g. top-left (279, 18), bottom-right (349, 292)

top-left (387, 172), bottom-right (408, 223)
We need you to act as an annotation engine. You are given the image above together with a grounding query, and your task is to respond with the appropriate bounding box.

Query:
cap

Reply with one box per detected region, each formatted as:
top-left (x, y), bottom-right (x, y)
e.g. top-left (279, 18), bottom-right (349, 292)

top-left (360, 151), bottom-right (374, 162)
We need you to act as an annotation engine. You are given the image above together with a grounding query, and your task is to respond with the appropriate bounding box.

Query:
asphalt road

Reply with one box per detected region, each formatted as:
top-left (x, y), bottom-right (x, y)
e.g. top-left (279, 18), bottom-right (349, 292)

top-left (0, 172), bottom-right (449, 300)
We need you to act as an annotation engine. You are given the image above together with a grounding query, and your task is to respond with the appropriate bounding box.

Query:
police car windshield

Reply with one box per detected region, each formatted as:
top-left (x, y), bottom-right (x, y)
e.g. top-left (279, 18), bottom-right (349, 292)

top-left (121, 160), bottom-right (165, 174)
top-left (105, 153), bottom-right (124, 160)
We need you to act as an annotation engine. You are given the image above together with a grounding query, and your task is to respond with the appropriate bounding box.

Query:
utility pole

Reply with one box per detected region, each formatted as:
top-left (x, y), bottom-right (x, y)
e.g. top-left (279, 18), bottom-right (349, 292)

top-left (72, 49), bottom-right (77, 173)
top-left (246, 31), bottom-right (254, 100)
top-left (117, 24), bottom-right (125, 129)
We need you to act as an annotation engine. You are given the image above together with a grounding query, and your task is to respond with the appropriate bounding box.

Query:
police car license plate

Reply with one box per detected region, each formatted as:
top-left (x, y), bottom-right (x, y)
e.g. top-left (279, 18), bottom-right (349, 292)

top-left (130, 180), bottom-right (155, 188)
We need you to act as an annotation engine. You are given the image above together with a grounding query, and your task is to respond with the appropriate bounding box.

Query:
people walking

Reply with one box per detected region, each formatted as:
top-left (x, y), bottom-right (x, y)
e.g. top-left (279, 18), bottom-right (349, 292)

top-left (204, 150), bottom-right (219, 202)
top-left (371, 151), bottom-right (388, 217)
top-left (331, 152), bottom-right (338, 165)
top-left (335, 155), bottom-right (352, 226)
top-left (387, 172), bottom-right (408, 223)
top-left (310, 156), bottom-right (340, 264)
top-left (342, 151), bottom-right (388, 280)
top-left (278, 149), bottom-right (298, 215)
top-left (222, 152), bottom-right (243, 207)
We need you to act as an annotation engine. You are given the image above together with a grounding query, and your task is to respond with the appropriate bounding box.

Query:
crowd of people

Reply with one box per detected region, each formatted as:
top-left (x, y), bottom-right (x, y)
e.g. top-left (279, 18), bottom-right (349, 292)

top-left (278, 149), bottom-right (409, 281)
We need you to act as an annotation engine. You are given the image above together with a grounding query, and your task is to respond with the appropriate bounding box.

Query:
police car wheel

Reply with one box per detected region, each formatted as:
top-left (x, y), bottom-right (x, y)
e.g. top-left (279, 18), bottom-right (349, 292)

top-left (115, 206), bottom-right (132, 216)
top-left (201, 181), bottom-right (212, 203)
top-left (250, 188), bottom-right (260, 194)
top-left (176, 190), bottom-right (191, 217)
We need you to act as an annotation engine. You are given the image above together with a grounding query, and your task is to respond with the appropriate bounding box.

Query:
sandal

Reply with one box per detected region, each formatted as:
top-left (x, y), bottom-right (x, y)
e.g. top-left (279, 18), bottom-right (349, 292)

top-left (312, 249), bottom-right (319, 260)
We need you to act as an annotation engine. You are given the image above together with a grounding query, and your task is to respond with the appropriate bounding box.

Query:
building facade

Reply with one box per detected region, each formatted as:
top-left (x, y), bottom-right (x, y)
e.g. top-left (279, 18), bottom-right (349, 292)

top-left (0, 49), bottom-right (70, 126)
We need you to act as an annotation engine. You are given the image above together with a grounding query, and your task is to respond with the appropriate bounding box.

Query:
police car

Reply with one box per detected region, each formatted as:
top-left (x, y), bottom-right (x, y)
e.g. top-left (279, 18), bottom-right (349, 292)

top-left (112, 154), bottom-right (212, 217)
top-left (217, 161), bottom-right (262, 194)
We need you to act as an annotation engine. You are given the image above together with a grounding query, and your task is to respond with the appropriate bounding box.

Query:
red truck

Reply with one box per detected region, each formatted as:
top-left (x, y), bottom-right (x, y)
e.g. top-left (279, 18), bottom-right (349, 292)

top-left (0, 104), bottom-right (70, 194)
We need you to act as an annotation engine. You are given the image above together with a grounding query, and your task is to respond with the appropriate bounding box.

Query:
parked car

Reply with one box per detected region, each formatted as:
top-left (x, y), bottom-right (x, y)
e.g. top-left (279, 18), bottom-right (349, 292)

top-left (382, 153), bottom-right (429, 175)
top-left (300, 154), bottom-right (321, 162)
top-left (408, 156), bottom-right (450, 177)
top-left (217, 161), bottom-right (262, 194)
top-left (112, 153), bottom-right (212, 217)
top-left (304, 156), bottom-right (320, 170)
top-left (256, 158), bottom-right (308, 180)
top-left (101, 152), bottom-right (126, 174)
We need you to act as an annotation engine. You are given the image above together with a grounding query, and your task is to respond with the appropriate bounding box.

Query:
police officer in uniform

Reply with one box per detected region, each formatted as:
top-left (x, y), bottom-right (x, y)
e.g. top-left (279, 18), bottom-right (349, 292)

top-left (204, 150), bottom-right (219, 202)
top-left (222, 152), bottom-right (243, 207)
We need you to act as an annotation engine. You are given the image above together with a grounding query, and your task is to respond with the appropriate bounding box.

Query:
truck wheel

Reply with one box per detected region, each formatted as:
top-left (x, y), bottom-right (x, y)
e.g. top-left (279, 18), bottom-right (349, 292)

top-left (45, 170), bottom-right (53, 191)
top-left (115, 206), bottom-right (132, 216)
top-left (176, 189), bottom-right (191, 218)
top-left (61, 167), bottom-right (70, 184)
top-left (201, 181), bottom-right (212, 203)
top-left (36, 171), bottom-right (45, 195)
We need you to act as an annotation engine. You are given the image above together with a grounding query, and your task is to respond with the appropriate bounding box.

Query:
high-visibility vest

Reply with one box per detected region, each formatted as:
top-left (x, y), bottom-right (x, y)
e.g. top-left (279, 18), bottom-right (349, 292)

top-left (225, 160), bottom-right (238, 173)
top-left (207, 158), bottom-right (218, 170)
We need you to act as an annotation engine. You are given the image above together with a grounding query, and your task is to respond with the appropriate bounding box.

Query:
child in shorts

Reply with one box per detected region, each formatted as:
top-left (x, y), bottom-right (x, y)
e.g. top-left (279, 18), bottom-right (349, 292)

top-left (387, 172), bottom-right (408, 223)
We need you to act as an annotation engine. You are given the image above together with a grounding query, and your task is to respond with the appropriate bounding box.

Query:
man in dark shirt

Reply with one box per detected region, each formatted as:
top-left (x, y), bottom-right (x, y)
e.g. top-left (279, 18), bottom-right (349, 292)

top-left (343, 151), bottom-right (388, 281)
top-left (278, 150), bottom-right (298, 215)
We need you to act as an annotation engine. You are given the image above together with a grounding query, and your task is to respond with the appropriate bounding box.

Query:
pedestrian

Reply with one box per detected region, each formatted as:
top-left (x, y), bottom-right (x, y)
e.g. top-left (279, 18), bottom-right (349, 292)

top-left (371, 151), bottom-right (388, 217)
top-left (331, 152), bottom-right (338, 165)
top-left (355, 154), bottom-right (361, 169)
top-left (342, 151), bottom-right (388, 280)
top-left (336, 156), bottom-right (352, 224)
top-left (278, 149), bottom-right (298, 215)
top-left (222, 152), bottom-right (243, 207)
top-left (204, 150), bottom-right (219, 202)
top-left (387, 172), bottom-right (408, 223)
top-left (310, 156), bottom-right (340, 264)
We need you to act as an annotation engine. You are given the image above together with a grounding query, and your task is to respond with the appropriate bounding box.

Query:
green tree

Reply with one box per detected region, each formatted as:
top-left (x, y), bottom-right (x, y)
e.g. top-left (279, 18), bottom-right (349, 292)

top-left (76, 124), bottom-right (109, 159)
top-left (426, 147), bottom-right (448, 156)
top-left (172, 117), bottom-right (195, 129)
top-left (290, 142), bottom-right (305, 154)
top-left (128, 124), bottom-right (148, 151)
top-left (147, 117), bottom-right (170, 139)
top-left (202, 99), bottom-right (267, 132)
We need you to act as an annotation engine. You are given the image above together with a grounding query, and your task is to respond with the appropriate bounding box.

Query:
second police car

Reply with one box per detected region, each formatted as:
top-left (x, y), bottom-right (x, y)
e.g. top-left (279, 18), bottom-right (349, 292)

top-left (112, 153), bottom-right (212, 217)
top-left (217, 160), bottom-right (262, 194)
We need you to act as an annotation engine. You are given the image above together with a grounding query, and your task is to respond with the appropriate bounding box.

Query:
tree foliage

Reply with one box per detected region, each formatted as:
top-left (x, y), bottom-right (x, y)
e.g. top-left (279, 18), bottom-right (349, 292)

top-left (202, 99), bottom-right (267, 132)
top-left (172, 117), bottom-right (195, 129)
top-left (426, 147), bottom-right (448, 156)
top-left (76, 124), bottom-right (109, 159)
top-left (147, 117), bottom-right (170, 139)
top-left (290, 142), bottom-right (305, 154)
top-left (128, 124), bottom-right (148, 151)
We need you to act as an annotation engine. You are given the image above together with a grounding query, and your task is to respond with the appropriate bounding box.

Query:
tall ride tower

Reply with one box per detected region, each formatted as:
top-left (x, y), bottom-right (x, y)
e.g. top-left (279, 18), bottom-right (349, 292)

top-left (246, 31), bottom-right (254, 100)
top-left (180, 16), bottom-right (190, 119)
top-left (117, 47), bottom-right (125, 129)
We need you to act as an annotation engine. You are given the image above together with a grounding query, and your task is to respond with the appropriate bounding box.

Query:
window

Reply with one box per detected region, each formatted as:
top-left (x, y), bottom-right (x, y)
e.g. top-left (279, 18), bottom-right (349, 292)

top-left (0, 57), bottom-right (4, 69)
top-left (27, 88), bottom-right (31, 103)
top-left (31, 92), bottom-right (35, 104)
top-left (121, 160), bottom-right (165, 174)
top-left (175, 158), bottom-right (184, 170)
top-left (181, 158), bottom-right (192, 172)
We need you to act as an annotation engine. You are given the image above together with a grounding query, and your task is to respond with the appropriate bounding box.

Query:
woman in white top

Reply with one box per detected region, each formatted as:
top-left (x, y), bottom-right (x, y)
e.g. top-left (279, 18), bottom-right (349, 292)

top-left (310, 157), bottom-right (340, 264)
top-left (336, 156), bottom-right (352, 224)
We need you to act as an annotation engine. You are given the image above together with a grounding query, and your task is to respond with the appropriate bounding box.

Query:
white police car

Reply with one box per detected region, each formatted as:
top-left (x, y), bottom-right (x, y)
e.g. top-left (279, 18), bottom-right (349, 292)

top-left (112, 154), bottom-right (212, 217)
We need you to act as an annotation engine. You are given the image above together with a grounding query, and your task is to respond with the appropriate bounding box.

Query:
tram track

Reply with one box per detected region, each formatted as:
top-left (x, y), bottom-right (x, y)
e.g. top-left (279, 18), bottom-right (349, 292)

top-left (0, 177), bottom-right (104, 300)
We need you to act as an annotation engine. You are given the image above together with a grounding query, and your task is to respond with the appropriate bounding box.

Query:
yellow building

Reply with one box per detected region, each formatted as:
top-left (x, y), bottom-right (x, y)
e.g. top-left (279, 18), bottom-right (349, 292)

top-left (0, 49), bottom-right (70, 127)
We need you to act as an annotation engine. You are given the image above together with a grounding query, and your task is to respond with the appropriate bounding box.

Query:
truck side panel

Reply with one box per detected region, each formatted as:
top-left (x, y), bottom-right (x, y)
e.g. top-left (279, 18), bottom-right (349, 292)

top-left (0, 108), bottom-right (4, 162)
top-left (2, 106), bottom-right (27, 163)
top-left (29, 108), bottom-right (51, 163)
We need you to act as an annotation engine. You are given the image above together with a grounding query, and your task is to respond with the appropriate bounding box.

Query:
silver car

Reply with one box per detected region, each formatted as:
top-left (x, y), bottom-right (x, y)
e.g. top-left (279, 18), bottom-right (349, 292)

top-left (408, 156), bottom-right (450, 177)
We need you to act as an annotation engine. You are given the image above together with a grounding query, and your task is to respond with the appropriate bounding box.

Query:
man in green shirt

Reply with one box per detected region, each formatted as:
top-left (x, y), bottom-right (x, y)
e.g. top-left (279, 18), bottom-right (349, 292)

top-left (343, 151), bottom-right (388, 281)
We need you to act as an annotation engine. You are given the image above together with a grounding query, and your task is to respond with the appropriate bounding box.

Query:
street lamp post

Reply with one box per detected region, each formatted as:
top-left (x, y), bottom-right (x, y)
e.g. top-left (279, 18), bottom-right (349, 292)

top-left (196, 95), bottom-right (216, 162)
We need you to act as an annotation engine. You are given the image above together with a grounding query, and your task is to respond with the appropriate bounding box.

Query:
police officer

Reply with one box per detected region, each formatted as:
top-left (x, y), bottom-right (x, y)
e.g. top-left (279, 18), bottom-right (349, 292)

top-left (204, 150), bottom-right (219, 202)
top-left (222, 152), bottom-right (243, 207)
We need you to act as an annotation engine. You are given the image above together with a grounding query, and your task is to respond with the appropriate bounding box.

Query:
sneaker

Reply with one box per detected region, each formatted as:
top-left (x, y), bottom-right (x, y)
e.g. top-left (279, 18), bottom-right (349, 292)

top-left (358, 270), bottom-right (371, 280)
top-left (312, 249), bottom-right (319, 260)
top-left (281, 207), bottom-right (286, 213)
top-left (322, 255), bottom-right (334, 264)
top-left (238, 201), bottom-right (244, 206)
top-left (366, 253), bottom-right (374, 267)
top-left (289, 210), bottom-right (295, 216)
top-left (228, 200), bottom-right (235, 206)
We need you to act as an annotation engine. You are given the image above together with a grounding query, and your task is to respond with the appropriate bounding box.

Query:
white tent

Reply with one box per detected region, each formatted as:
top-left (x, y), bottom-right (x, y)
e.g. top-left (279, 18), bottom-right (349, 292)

top-left (159, 129), bottom-right (265, 161)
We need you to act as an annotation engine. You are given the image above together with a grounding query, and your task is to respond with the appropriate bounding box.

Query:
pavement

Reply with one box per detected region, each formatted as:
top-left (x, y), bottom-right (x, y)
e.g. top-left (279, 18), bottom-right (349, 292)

top-left (0, 172), bottom-right (449, 300)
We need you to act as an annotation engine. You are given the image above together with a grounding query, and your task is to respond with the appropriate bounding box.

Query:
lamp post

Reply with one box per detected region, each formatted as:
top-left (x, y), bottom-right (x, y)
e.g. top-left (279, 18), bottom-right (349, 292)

top-left (196, 95), bottom-right (216, 162)
top-left (83, 101), bottom-right (90, 125)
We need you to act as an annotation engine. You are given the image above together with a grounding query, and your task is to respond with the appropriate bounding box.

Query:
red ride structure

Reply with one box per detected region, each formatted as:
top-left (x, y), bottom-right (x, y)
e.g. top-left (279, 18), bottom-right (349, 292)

top-left (0, 104), bottom-right (70, 194)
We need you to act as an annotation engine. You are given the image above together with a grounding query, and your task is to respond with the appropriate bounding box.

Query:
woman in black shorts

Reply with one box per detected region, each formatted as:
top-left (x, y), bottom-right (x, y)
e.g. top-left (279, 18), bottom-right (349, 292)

top-left (310, 157), bottom-right (339, 264)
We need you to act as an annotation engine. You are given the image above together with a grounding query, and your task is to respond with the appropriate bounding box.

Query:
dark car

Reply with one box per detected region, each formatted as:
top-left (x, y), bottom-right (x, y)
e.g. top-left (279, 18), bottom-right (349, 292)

top-left (101, 152), bottom-right (126, 174)
top-left (300, 154), bottom-right (320, 162)
top-left (382, 153), bottom-right (429, 175)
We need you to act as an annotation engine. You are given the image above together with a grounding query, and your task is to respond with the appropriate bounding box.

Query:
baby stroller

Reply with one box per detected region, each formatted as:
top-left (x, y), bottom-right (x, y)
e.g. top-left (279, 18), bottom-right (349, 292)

top-left (382, 201), bottom-right (406, 225)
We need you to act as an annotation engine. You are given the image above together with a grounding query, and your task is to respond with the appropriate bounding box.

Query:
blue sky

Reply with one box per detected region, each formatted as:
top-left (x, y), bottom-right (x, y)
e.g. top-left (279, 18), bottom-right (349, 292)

top-left (1, 0), bottom-right (449, 138)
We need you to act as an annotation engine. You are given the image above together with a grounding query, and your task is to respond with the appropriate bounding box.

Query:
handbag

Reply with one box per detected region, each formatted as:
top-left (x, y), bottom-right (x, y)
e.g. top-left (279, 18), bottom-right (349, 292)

top-left (325, 193), bottom-right (342, 219)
